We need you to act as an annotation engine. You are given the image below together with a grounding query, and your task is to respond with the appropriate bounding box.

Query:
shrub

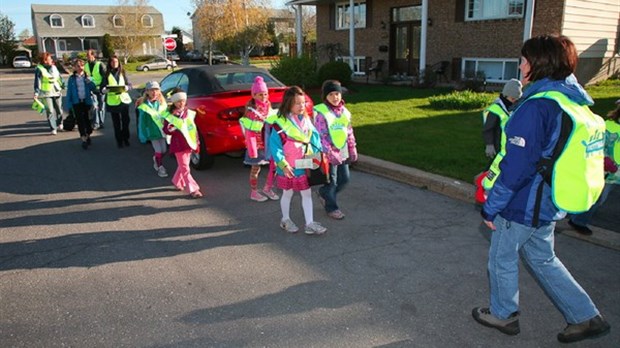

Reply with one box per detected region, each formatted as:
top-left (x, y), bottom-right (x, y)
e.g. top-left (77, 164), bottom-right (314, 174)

top-left (317, 61), bottom-right (353, 86)
top-left (270, 55), bottom-right (318, 88)
top-left (428, 90), bottom-right (495, 110)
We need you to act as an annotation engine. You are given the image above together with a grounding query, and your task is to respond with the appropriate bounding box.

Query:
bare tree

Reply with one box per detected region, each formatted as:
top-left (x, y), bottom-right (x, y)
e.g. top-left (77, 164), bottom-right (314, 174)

top-left (112, 0), bottom-right (160, 64)
top-left (192, 0), bottom-right (228, 65)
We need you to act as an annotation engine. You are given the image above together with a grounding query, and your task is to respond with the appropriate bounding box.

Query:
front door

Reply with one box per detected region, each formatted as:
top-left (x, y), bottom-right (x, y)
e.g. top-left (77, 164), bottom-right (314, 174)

top-left (389, 6), bottom-right (422, 78)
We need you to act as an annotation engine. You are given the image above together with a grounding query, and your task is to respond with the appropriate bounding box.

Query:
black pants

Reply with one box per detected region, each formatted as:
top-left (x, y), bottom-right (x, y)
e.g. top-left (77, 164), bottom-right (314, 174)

top-left (73, 102), bottom-right (92, 138)
top-left (109, 104), bottom-right (130, 145)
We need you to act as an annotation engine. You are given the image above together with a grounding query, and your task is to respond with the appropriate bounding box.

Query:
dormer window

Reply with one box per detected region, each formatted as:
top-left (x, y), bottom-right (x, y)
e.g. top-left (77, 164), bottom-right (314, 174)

top-left (113, 14), bottom-right (125, 28)
top-left (141, 14), bottom-right (153, 28)
top-left (50, 14), bottom-right (64, 28)
top-left (82, 14), bottom-right (95, 28)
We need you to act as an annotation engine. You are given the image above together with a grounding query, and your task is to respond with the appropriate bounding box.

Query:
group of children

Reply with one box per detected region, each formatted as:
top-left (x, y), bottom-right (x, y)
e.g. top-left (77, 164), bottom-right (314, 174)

top-left (239, 77), bottom-right (358, 235)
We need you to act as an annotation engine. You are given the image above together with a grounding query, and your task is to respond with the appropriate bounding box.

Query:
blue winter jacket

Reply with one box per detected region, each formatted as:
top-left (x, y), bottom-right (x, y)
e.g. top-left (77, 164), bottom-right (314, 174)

top-left (481, 75), bottom-right (595, 227)
top-left (65, 73), bottom-right (96, 111)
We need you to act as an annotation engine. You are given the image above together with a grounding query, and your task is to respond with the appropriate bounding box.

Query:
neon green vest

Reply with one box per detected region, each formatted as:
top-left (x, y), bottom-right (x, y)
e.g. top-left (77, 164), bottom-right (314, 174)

top-left (605, 120), bottom-right (620, 165)
top-left (138, 101), bottom-right (167, 129)
top-left (106, 73), bottom-right (130, 106)
top-left (481, 102), bottom-right (511, 190)
top-left (163, 109), bottom-right (198, 150)
top-left (273, 117), bottom-right (311, 144)
top-left (84, 61), bottom-right (103, 86)
top-left (314, 104), bottom-right (351, 149)
top-left (36, 65), bottom-right (61, 92)
top-left (239, 107), bottom-right (275, 132)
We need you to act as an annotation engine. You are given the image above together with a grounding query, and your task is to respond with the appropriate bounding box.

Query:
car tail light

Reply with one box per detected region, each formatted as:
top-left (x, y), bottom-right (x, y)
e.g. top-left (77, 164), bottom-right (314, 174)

top-left (218, 107), bottom-right (245, 120)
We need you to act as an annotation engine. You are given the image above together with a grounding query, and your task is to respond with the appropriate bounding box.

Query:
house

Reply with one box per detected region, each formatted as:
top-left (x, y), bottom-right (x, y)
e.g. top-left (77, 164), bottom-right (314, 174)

top-left (31, 4), bottom-right (165, 59)
top-left (286, 0), bottom-right (620, 85)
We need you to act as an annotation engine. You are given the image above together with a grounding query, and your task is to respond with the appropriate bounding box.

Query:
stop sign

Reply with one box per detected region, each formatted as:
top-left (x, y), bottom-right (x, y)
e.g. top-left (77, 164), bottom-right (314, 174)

top-left (163, 37), bottom-right (177, 51)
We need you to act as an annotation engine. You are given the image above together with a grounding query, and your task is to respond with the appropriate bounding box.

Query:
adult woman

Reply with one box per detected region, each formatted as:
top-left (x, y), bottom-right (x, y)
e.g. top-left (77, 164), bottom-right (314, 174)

top-left (473, 35), bottom-right (610, 343)
top-left (34, 52), bottom-right (65, 134)
top-left (101, 55), bottom-right (132, 148)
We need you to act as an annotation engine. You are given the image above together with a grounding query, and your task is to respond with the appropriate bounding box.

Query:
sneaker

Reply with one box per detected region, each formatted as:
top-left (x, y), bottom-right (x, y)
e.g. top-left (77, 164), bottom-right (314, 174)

top-left (81, 141), bottom-right (88, 150)
top-left (50, 129), bottom-right (57, 135)
top-left (157, 166), bottom-right (168, 178)
top-left (250, 190), bottom-right (268, 202)
top-left (315, 190), bottom-right (326, 207)
top-left (262, 189), bottom-right (280, 200)
top-left (568, 220), bottom-right (593, 236)
top-left (123, 139), bottom-right (130, 147)
top-left (557, 315), bottom-right (610, 343)
top-left (305, 221), bottom-right (327, 235)
top-left (86, 137), bottom-right (91, 145)
top-left (472, 307), bottom-right (520, 335)
top-left (190, 190), bottom-right (203, 198)
top-left (152, 156), bottom-right (159, 171)
top-left (327, 209), bottom-right (345, 220)
top-left (58, 123), bottom-right (63, 131)
top-left (280, 218), bottom-right (299, 233)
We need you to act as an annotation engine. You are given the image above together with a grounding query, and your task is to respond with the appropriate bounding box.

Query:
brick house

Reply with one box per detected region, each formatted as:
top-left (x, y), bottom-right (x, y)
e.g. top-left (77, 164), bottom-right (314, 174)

top-left (287, 0), bottom-right (620, 85)
top-left (31, 4), bottom-right (165, 59)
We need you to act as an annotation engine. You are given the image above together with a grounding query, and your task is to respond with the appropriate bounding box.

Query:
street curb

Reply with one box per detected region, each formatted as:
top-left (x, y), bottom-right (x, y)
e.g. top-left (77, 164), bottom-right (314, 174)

top-left (353, 154), bottom-right (620, 251)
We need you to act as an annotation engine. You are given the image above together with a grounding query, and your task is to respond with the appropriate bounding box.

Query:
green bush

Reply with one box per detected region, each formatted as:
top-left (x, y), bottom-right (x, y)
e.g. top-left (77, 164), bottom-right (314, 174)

top-left (317, 61), bottom-right (353, 86)
top-left (428, 90), bottom-right (495, 110)
top-left (270, 55), bottom-right (318, 89)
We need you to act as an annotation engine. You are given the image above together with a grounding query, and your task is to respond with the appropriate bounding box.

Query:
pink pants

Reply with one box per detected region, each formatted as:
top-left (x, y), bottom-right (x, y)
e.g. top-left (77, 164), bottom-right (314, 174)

top-left (172, 151), bottom-right (200, 194)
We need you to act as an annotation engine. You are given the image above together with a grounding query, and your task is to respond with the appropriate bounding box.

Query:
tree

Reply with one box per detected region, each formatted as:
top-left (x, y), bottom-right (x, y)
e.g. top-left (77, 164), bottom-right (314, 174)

top-left (171, 26), bottom-right (185, 57)
top-left (192, 0), bottom-right (271, 65)
top-left (112, 0), bottom-right (159, 63)
top-left (0, 13), bottom-right (16, 65)
top-left (18, 29), bottom-right (31, 42)
top-left (102, 34), bottom-right (114, 59)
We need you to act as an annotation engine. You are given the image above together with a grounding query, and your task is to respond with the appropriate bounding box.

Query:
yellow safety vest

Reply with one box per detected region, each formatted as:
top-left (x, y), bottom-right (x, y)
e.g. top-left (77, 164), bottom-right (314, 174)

top-left (106, 73), bottom-right (131, 106)
top-left (84, 61), bottom-right (103, 86)
top-left (482, 102), bottom-right (511, 190)
top-left (314, 103), bottom-right (351, 149)
top-left (606, 120), bottom-right (620, 165)
top-left (36, 64), bottom-right (62, 93)
top-left (138, 101), bottom-right (167, 129)
top-left (239, 107), bottom-right (275, 132)
top-left (163, 109), bottom-right (198, 150)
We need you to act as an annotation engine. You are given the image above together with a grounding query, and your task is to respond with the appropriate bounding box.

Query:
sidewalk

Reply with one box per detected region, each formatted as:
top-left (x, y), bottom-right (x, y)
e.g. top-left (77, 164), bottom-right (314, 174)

top-left (354, 154), bottom-right (620, 251)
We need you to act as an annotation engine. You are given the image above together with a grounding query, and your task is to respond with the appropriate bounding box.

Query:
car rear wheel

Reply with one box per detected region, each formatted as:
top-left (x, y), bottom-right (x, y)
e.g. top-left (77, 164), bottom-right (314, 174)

top-left (190, 131), bottom-right (215, 170)
top-left (166, 65), bottom-right (172, 70)
top-left (142, 66), bottom-right (149, 72)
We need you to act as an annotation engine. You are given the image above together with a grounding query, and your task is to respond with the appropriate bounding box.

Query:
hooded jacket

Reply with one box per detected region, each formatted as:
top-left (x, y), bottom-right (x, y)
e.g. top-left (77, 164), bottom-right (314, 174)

top-left (482, 75), bottom-right (595, 227)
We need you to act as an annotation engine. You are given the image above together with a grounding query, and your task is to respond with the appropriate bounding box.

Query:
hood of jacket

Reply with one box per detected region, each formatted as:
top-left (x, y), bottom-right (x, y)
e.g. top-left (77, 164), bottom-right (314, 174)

top-left (520, 74), bottom-right (593, 106)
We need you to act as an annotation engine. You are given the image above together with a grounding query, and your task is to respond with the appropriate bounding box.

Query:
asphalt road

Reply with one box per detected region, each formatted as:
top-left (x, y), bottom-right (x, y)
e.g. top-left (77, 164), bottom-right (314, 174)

top-left (1, 68), bottom-right (619, 347)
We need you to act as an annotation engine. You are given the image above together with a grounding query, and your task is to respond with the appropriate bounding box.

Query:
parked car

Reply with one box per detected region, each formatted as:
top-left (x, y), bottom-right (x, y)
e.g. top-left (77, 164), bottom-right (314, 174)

top-left (136, 57), bottom-right (177, 71)
top-left (158, 65), bottom-right (314, 169)
top-left (203, 50), bottom-right (229, 64)
top-left (166, 52), bottom-right (180, 61)
top-left (12, 56), bottom-right (32, 68)
top-left (183, 50), bottom-right (202, 62)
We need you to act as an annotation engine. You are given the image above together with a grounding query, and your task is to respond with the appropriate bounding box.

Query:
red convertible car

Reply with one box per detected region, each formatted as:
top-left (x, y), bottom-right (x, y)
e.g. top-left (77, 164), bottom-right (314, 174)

top-left (158, 65), bottom-right (314, 170)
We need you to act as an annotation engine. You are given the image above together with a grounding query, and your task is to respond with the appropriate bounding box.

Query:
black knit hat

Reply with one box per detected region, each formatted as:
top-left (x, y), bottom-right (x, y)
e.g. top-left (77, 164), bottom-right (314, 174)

top-left (322, 80), bottom-right (342, 100)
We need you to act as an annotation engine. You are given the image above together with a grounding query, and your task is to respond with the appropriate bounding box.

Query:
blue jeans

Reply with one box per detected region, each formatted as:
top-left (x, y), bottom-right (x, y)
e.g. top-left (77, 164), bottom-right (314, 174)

top-left (92, 92), bottom-right (106, 127)
top-left (488, 215), bottom-right (599, 323)
top-left (318, 163), bottom-right (350, 213)
top-left (570, 184), bottom-right (614, 227)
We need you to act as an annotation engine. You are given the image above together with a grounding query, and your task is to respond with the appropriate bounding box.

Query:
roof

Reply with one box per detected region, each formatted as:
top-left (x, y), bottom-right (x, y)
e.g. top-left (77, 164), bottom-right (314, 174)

top-left (31, 4), bottom-right (161, 14)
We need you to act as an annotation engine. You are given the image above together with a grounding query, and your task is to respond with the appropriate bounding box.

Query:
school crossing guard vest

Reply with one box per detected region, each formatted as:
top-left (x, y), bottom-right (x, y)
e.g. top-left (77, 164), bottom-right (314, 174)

top-left (84, 61), bottom-right (103, 86)
top-left (106, 73), bottom-right (130, 106)
top-left (164, 109), bottom-right (198, 151)
top-left (481, 102), bottom-right (511, 190)
top-left (36, 64), bottom-right (61, 93)
top-left (138, 101), bottom-right (168, 129)
top-left (313, 103), bottom-right (351, 149)
top-left (487, 90), bottom-right (605, 213)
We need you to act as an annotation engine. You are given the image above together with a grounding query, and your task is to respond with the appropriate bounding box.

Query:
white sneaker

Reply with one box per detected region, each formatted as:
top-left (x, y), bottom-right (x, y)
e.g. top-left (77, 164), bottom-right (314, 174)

top-left (58, 123), bottom-right (63, 131)
top-left (152, 156), bottom-right (159, 171)
top-left (157, 166), bottom-right (168, 177)
top-left (50, 129), bottom-right (57, 135)
top-left (280, 218), bottom-right (299, 233)
top-left (305, 221), bottom-right (327, 235)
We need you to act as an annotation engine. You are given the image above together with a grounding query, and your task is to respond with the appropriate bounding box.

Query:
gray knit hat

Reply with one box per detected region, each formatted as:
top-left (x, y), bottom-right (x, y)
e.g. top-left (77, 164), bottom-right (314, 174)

top-left (502, 79), bottom-right (523, 99)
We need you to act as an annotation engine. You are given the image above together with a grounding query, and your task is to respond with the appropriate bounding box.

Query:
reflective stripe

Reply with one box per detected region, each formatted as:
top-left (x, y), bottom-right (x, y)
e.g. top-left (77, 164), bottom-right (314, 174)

top-left (481, 102), bottom-right (511, 190)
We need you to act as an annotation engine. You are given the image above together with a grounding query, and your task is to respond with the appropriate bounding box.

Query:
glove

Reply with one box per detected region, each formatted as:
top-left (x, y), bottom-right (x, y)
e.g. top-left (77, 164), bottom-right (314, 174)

top-left (485, 144), bottom-right (496, 158)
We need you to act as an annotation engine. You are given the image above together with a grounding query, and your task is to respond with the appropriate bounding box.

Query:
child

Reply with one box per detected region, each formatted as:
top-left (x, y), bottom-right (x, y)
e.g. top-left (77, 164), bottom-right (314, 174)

top-left (65, 58), bottom-right (97, 149)
top-left (239, 76), bottom-right (279, 202)
top-left (162, 88), bottom-right (203, 198)
top-left (269, 86), bottom-right (326, 235)
top-left (313, 80), bottom-right (358, 220)
top-left (137, 81), bottom-right (168, 177)
top-left (481, 78), bottom-right (523, 158)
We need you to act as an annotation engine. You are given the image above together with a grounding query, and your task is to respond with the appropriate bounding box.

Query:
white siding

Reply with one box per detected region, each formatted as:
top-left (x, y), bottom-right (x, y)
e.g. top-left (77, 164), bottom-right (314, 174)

top-left (562, 0), bottom-right (620, 58)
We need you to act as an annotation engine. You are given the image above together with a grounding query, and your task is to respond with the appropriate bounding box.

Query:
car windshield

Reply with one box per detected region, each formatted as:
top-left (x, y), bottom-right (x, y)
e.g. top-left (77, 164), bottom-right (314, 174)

top-left (213, 71), bottom-right (278, 91)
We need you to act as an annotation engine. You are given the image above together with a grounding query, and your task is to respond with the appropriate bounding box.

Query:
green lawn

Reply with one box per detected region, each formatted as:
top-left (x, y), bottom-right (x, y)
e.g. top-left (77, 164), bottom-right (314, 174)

top-left (309, 80), bottom-right (620, 183)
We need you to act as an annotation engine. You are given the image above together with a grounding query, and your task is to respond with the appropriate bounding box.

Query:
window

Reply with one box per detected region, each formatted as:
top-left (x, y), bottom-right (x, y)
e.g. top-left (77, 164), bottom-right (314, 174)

top-left (81, 15), bottom-right (95, 28)
top-left (462, 58), bottom-right (519, 82)
top-left (85, 39), bottom-right (99, 51)
top-left (336, 56), bottom-right (367, 75)
top-left (57, 40), bottom-right (67, 52)
top-left (50, 14), bottom-right (64, 28)
top-left (141, 15), bottom-right (153, 28)
top-left (336, 1), bottom-right (366, 30)
top-left (466, 0), bottom-right (524, 20)
top-left (113, 15), bottom-right (125, 28)
top-left (392, 5), bottom-right (422, 22)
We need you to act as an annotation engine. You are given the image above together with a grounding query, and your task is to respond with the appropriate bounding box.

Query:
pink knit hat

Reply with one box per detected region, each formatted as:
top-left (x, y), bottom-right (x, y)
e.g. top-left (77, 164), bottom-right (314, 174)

top-left (251, 76), bottom-right (268, 95)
